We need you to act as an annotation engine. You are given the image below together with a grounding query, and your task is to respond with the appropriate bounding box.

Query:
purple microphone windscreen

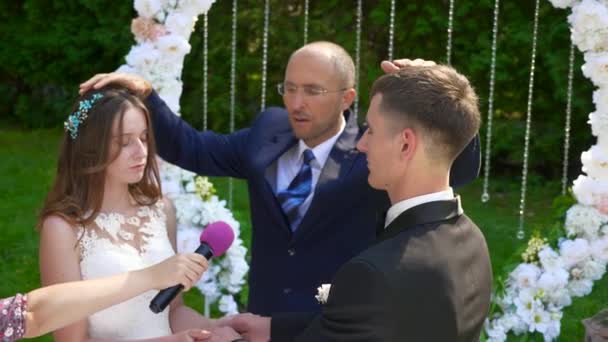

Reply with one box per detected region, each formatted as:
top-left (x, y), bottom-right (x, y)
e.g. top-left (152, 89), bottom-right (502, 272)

top-left (199, 221), bottom-right (234, 257)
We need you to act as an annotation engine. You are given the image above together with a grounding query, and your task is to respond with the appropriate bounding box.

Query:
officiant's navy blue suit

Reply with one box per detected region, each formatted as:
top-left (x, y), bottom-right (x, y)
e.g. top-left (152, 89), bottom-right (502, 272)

top-left (145, 91), bottom-right (480, 315)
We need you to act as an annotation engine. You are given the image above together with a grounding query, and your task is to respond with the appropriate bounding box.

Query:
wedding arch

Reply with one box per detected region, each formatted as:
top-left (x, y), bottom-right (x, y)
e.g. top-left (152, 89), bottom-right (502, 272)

top-left (116, 1), bottom-right (608, 340)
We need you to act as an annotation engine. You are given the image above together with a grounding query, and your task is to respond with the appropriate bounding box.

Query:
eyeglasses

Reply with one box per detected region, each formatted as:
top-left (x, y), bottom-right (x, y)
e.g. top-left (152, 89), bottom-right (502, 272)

top-left (277, 83), bottom-right (349, 97)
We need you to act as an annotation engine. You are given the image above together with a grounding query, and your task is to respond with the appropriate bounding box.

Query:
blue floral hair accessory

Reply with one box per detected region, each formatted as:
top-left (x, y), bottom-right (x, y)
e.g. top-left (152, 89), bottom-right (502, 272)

top-left (64, 93), bottom-right (104, 140)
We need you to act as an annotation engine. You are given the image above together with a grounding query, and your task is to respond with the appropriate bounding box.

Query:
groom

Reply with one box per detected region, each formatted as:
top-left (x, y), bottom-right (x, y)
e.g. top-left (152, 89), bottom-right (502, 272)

top-left (224, 64), bottom-right (493, 341)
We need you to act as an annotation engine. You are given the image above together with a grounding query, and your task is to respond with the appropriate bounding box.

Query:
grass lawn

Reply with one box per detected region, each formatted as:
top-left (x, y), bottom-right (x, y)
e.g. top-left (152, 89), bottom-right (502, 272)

top-left (1, 125), bottom-right (605, 341)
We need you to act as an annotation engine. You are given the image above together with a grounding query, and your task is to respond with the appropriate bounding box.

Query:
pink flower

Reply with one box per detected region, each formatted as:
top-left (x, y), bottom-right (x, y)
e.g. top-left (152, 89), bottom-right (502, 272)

top-left (131, 17), bottom-right (166, 42)
top-left (596, 195), bottom-right (608, 214)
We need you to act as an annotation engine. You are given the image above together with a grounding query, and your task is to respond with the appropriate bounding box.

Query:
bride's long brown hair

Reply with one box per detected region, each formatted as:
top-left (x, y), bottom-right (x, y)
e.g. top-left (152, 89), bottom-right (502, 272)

top-left (38, 86), bottom-right (161, 229)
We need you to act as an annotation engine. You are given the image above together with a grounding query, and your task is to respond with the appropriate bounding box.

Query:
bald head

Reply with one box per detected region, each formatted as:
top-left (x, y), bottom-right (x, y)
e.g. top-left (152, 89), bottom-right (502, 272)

top-left (289, 41), bottom-right (355, 88)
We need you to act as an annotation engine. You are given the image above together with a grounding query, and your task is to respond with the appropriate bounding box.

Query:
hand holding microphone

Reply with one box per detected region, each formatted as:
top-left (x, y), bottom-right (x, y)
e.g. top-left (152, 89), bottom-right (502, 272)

top-left (150, 221), bottom-right (235, 313)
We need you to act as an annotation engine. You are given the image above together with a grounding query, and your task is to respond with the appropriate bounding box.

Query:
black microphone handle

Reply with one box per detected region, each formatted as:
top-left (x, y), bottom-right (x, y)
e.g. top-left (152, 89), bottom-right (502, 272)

top-left (149, 242), bottom-right (214, 313)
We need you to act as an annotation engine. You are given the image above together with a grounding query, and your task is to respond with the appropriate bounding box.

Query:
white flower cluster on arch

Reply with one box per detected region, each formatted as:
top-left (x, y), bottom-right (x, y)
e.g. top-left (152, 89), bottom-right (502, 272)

top-left (485, 1), bottom-right (608, 340)
top-left (117, 0), bottom-right (249, 316)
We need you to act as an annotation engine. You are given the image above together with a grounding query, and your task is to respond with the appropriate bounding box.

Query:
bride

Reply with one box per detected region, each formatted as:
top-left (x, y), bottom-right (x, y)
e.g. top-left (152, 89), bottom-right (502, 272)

top-left (37, 87), bottom-right (241, 342)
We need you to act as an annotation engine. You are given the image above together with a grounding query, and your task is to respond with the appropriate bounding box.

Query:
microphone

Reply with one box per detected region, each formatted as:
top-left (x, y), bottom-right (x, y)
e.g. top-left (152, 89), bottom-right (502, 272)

top-left (149, 221), bottom-right (235, 313)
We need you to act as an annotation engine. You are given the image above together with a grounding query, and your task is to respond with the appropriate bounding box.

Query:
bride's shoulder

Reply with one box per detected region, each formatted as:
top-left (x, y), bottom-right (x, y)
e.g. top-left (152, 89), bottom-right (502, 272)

top-left (39, 214), bottom-right (79, 245)
top-left (157, 196), bottom-right (176, 220)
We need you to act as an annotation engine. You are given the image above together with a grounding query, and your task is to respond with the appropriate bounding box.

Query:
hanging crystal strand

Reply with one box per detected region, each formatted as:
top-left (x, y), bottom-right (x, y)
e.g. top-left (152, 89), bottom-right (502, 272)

top-left (202, 13), bottom-right (209, 131)
top-left (388, 0), bottom-right (396, 61)
top-left (260, 0), bottom-right (270, 111)
top-left (303, 0), bottom-right (309, 44)
top-left (481, 0), bottom-right (501, 203)
top-left (446, 0), bottom-right (455, 65)
top-left (353, 0), bottom-right (362, 118)
top-left (561, 42), bottom-right (576, 196)
top-left (517, 0), bottom-right (541, 240)
top-left (228, 0), bottom-right (238, 209)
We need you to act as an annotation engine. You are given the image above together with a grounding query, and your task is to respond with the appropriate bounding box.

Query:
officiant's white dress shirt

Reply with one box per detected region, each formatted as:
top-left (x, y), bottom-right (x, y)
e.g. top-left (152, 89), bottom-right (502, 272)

top-left (276, 116), bottom-right (346, 221)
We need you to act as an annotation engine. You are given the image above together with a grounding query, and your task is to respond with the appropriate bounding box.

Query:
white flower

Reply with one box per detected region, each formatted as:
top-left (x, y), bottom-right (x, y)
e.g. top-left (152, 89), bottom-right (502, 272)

top-left (548, 0), bottom-right (577, 9)
top-left (180, 0), bottom-right (216, 14)
top-left (538, 247), bottom-right (565, 271)
top-left (591, 236), bottom-right (608, 262)
top-left (485, 323), bottom-right (506, 342)
top-left (528, 307), bottom-right (552, 334)
top-left (134, 0), bottom-right (163, 19)
top-left (537, 269), bottom-right (569, 293)
top-left (165, 12), bottom-right (197, 36)
top-left (559, 238), bottom-right (592, 268)
top-left (514, 289), bottom-right (542, 324)
top-left (581, 258), bottom-right (606, 280)
top-left (568, 279), bottom-right (594, 296)
top-left (510, 263), bottom-right (541, 289)
top-left (589, 111), bottom-right (608, 138)
top-left (157, 78), bottom-right (184, 113)
top-left (582, 52), bottom-right (608, 87)
top-left (315, 284), bottom-right (331, 304)
top-left (594, 88), bottom-right (608, 114)
top-left (218, 295), bottom-right (238, 315)
top-left (125, 43), bottom-right (161, 68)
top-left (115, 64), bottom-right (138, 74)
top-left (155, 34), bottom-right (191, 58)
top-left (537, 311), bottom-right (562, 341)
top-left (565, 204), bottom-right (608, 238)
top-left (569, 0), bottom-right (608, 52)
top-left (545, 287), bottom-right (572, 307)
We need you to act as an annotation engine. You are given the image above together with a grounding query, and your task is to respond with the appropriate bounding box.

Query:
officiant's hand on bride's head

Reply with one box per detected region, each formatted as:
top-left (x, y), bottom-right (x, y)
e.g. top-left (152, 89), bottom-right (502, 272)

top-left (380, 58), bottom-right (437, 74)
top-left (143, 253), bottom-right (209, 291)
top-left (79, 72), bottom-right (153, 99)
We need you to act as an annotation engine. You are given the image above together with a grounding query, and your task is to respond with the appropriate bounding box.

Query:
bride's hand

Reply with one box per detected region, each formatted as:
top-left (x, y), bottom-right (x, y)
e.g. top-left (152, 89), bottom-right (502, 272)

top-left (139, 253), bottom-right (209, 291)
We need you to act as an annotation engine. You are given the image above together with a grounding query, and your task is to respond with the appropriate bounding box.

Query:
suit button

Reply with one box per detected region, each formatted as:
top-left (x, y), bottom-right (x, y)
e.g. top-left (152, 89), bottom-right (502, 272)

top-left (287, 248), bottom-right (296, 256)
top-left (283, 288), bottom-right (292, 294)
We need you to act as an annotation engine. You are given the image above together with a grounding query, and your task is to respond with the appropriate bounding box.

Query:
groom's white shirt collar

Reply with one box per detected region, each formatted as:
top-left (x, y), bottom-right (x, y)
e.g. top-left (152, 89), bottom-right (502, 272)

top-left (385, 188), bottom-right (457, 228)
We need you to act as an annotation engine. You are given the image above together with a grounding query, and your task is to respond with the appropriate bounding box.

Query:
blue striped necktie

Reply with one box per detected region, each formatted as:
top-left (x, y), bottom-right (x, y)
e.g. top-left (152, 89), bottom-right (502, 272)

top-left (278, 149), bottom-right (315, 231)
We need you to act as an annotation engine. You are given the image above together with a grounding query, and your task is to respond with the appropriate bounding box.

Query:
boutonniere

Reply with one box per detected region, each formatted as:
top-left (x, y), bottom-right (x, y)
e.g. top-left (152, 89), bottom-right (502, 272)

top-left (315, 284), bottom-right (331, 304)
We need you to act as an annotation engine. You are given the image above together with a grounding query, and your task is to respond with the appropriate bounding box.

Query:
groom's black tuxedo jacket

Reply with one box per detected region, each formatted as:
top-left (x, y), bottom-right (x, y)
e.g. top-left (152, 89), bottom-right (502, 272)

top-left (271, 198), bottom-right (493, 342)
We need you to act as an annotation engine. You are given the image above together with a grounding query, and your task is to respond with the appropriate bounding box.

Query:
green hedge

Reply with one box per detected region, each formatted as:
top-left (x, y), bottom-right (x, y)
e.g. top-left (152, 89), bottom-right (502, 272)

top-left (0, 0), bottom-right (594, 179)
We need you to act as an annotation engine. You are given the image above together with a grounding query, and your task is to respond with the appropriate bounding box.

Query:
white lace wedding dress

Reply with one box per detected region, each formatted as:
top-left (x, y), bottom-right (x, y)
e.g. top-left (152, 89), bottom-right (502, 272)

top-left (77, 201), bottom-right (175, 339)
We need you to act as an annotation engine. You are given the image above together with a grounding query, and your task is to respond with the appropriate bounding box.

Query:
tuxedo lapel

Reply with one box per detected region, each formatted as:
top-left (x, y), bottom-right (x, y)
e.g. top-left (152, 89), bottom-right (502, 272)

top-left (377, 197), bottom-right (463, 243)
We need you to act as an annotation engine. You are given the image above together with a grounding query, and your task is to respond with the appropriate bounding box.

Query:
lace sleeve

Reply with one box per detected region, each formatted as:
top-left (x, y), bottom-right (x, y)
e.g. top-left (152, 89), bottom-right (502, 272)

top-left (0, 294), bottom-right (27, 342)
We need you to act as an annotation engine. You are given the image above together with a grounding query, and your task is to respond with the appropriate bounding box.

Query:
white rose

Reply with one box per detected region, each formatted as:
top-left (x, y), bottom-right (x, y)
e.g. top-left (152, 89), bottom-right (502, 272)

top-left (582, 52), bottom-right (608, 87)
top-left (134, 0), bottom-right (163, 18)
top-left (559, 238), bottom-right (591, 267)
top-left (569, 0), bottom-right (608, 52)
top-left (548, 0), bottom-right (577, 8)
top-left (165, 12), bottom-right (197, 36)
top-left (510, 263), bottom-right (541, 288)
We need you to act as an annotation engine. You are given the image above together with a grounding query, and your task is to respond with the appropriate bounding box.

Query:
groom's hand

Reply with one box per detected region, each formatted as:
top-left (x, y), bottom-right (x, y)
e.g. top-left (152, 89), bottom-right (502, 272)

top-left (380, 58), bottom-right (437, 74)
top-left (200, 326), bottom-right (243, 342)
top-left (219, 313), bottom-right (270, 342)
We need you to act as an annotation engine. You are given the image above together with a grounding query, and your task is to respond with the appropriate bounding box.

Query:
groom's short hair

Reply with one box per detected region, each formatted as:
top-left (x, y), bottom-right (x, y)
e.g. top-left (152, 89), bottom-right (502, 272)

top-left (370, 65), bottom-right (480, 163)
